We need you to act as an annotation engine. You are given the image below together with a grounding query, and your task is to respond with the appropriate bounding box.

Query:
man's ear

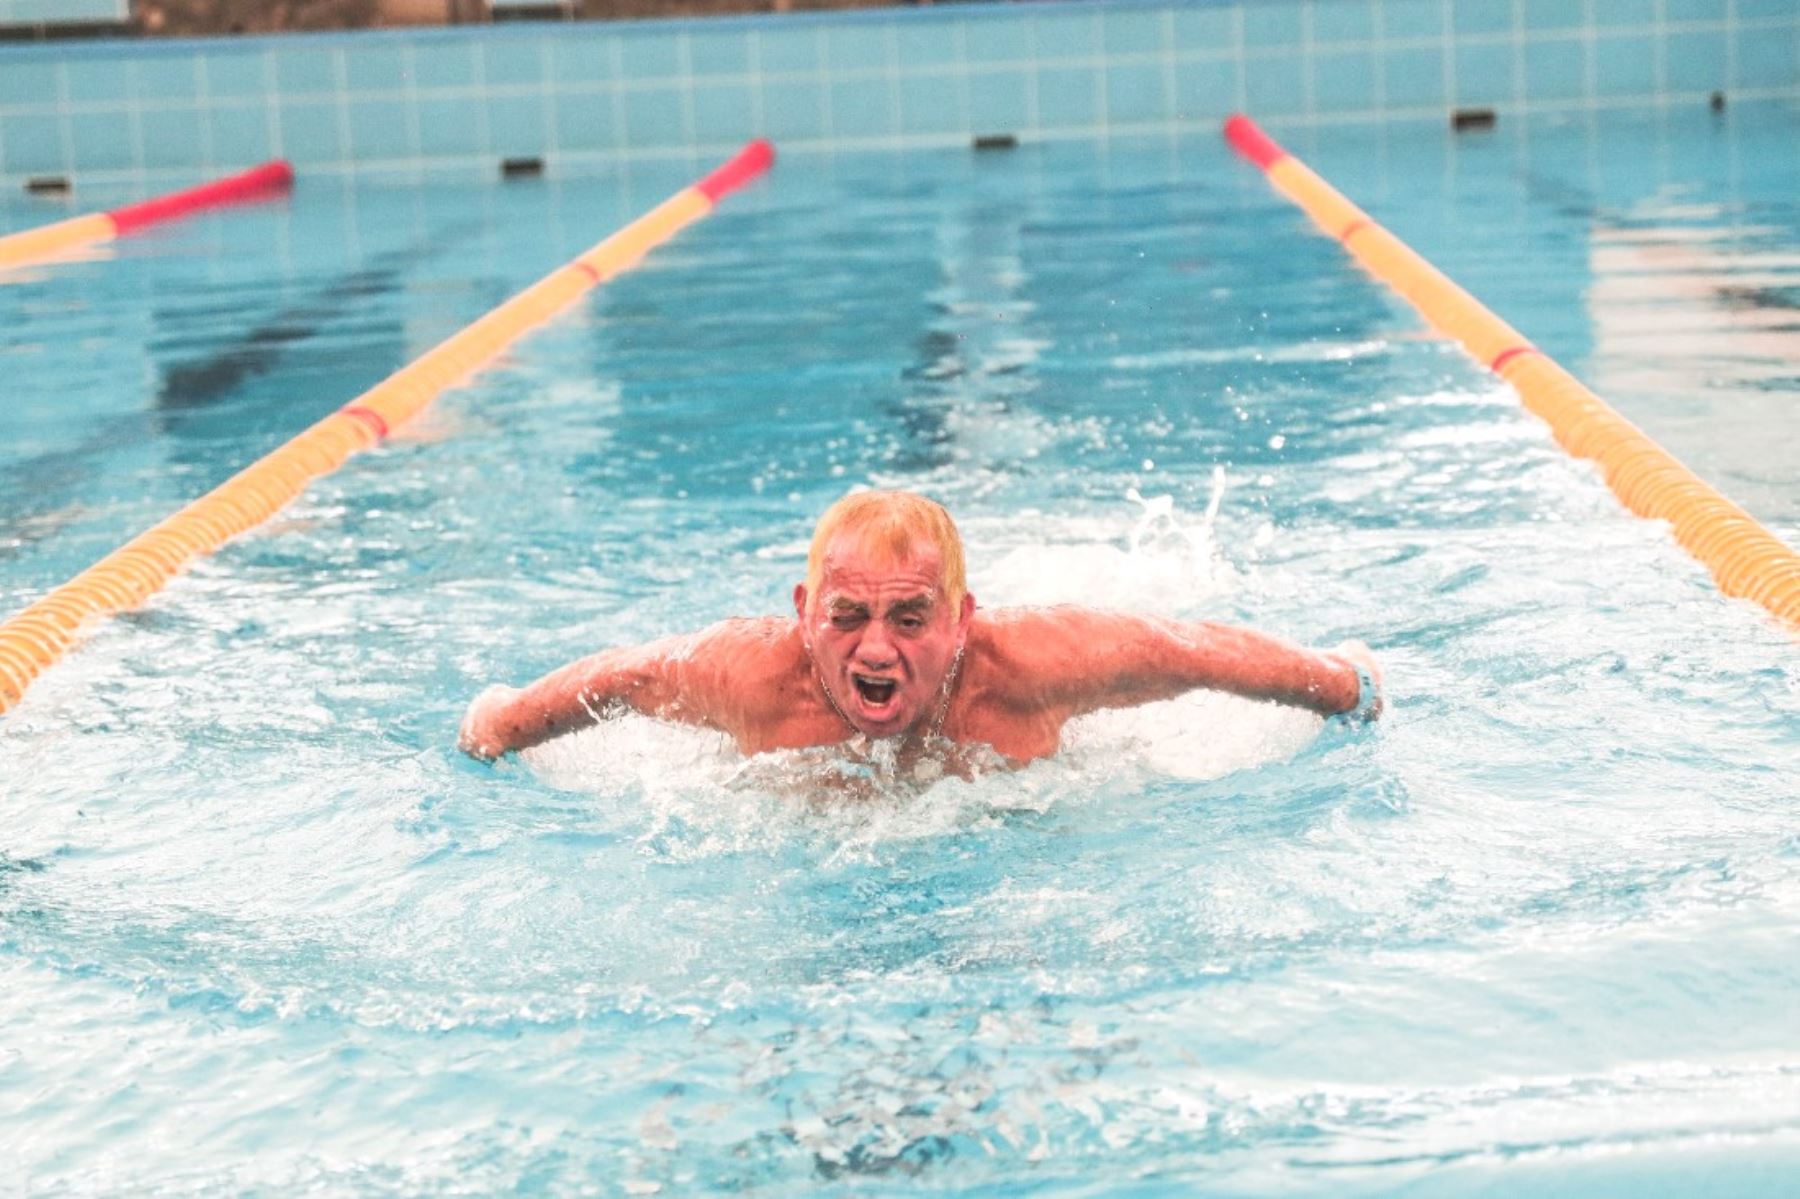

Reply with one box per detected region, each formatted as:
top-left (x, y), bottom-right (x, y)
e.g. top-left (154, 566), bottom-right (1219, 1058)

top-left (958, 591), bottom-right (976, 630)
top-left (793, 583), bottom-right (809, 622)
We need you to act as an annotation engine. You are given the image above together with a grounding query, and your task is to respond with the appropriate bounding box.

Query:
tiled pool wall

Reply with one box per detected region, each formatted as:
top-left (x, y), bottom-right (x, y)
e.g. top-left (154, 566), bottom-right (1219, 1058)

top-left (0, 0), bottom-right (124, 25)
top-left (1, 0), bottom-right (1797, 186)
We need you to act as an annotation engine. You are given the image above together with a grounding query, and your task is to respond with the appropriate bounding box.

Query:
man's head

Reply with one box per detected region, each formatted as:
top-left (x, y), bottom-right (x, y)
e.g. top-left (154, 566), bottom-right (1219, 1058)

top-left (794, 491), bottom-right (975, 740)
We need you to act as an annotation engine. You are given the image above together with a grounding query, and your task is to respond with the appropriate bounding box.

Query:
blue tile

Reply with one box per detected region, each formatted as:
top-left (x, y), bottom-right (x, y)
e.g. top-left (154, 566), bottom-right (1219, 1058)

top-left (1593, 34), bottom-right (1655, 96)
top-left (207, 102), bottom-right (273, 165)
top-left (1105, 62), bottom-right (1167, 122)
top-left (140, 104), bottom-right (204, 169)
top-left (1312, 0), bottom-right (1374, 44)
top-left (618, 32), bottom-right (680, 81)
top-left (0, 113), bottom-right (62, 174)
top-left (1664, 29), bottom-right (1726, 92)
top-left (1172, 5), bottom-right (1235, 52)
top-left (1735, 0), bottom-right (1794, 19)
top-left (1662, 0), bottom-right (1724, 21)
top-left (1312, 47), bottom-right (1378, 112)
top-left (1243, 3), bottom-right (1302, 48)
top-left (1243, 50), bottom-right (1307, 115)
top-left (1103, 8), bottom-right (1166, 56)
top-left (1454, 41), bottom-right (1514, 105)
top-left (133, 54), bottom-right (200, 104)
top-left (551, 91), bottom-right (614, 151)
top-left (621, 85), bottom-right (685, 145)
top-left (549, 34), bottom-right (613, 85)
top-left (827, 77), bottom-right (894, 138)
top-left (275, 99), bottom-right (343, 160)
top-left (757, 78), bottom-right (825, 139)
top-left (1734, 23), bottom-right (1797, 89)
top-left (1451, 0), bottom-right (1511, 36)
top-left (964, 69), bottom-right (1028, 131)
top-left (1174, 56), bottom-right (1240, 119)
top-left (1033, 9), bottom-right (1101, 60)
top-left (1522, 0), bottom-right (1581, 31)
top-left (0, 59), bottom-right (60, 106)
top-left (894, 19), bottom-right (960, 67)
top-left (485, 92), bottom-right (547, 154)
top-left (69, 110), bottom-right (134, 170)
top-left (1592, 0), bottom-right (1655, 27)
top-left (1383, 0), bottom-right (1447, 40)
top-left (964, 16), bottom-right (1031, 63)
top-left (688, 28), bottom-right (750, 75)
top-left (346, 98), bottom-right (411, 159)
top-left (272, 47), bottom-right (339, 97)
top-left (1523, 37), bottom-right (1585, 101)
top-left (693, 81), bottom-right (759, 142)
top-left (344, 43), bottom-right (408, 93)
top-left (897, 71), bottom-right (963, 135)
top-left (482, 37), bottom-right (546, 86)
top-left (825, 23), bottom-right (891, 74)
top-left (65, 58), bottom-right (128, 104)
top-left (756, 27), bottom-right (820, 74)
top-left (416, 96), bottom-right (484, 157)
top-left (1035, 65), bottom-right (1099, 126)
top-left (1384, 45), bottom-right (1447, 107)
top-left (201, 50), bottom-right (268, 98)
top-left (412, 40), bottom-right (478, 90)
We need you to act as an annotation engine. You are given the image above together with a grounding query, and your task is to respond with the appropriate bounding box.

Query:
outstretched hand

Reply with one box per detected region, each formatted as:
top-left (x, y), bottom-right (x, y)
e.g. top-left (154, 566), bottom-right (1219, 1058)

top-left (458, 684), bottom-right (521, 761)
top-left (1328, 640), bottom-right (1383, 719)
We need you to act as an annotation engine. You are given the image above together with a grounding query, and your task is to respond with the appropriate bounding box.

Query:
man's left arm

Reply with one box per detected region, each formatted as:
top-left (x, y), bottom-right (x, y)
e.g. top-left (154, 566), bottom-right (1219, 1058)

top-left (1002, 609), bottom-right (1380, 721)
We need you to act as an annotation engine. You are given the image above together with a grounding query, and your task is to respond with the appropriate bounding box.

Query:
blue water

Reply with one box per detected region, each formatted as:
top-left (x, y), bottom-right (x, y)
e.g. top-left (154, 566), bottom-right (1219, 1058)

top-left (2, 104), bottom-right (1799, 1195)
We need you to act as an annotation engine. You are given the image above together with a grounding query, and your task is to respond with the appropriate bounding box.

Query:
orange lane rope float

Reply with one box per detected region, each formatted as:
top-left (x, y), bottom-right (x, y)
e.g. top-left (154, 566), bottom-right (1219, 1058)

top-left (0, 160), bottom-right (295, 271)
top-left (0, 139), bottom-right (776, 716)
top-left (1222, 114), bottom-right (1800, 632)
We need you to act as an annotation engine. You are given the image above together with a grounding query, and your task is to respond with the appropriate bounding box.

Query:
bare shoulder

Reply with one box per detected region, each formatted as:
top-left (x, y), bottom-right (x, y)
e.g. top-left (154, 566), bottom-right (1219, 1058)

top-left (682, 616), bottom-right (804, 679)
top-left (969, 605), bottom-right (1123, 661)
top-left (963, 606), bottom-right (1105, 704)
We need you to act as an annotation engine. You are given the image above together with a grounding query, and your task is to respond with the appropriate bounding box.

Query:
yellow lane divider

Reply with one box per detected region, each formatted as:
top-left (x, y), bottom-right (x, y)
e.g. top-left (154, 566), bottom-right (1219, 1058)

top-left (1223, 114), bottom-right (1800, 631)
top-left (0, 140), bottom-right (776, 715)
top-left (0, 161), bottom-right (294, 272)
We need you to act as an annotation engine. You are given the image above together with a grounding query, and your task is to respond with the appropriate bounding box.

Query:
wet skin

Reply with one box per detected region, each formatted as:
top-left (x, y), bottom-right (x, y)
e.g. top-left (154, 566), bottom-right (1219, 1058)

top-left (459, 539), bottom-right (1378, 768)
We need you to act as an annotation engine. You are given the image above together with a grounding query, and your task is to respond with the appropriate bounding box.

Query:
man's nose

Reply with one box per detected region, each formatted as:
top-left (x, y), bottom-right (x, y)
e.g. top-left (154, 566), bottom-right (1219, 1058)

top-left (855, 622), bottom-right (897, 666)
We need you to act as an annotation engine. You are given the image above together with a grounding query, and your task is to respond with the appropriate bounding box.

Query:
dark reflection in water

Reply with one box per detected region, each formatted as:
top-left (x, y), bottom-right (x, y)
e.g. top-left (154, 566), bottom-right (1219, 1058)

top-left (887, 201), bottom-right (1038, 473)
top-left (0, 235), bottom-right (460, 560)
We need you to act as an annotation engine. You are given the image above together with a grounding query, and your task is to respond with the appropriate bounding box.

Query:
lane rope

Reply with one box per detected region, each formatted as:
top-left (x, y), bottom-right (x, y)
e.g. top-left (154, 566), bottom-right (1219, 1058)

top-left (0, 140), bottom-right (776, 716)
top-left (1222, 114), bottom-right (1800, 632)
top-left (0, 160), bottom-right (294, 272)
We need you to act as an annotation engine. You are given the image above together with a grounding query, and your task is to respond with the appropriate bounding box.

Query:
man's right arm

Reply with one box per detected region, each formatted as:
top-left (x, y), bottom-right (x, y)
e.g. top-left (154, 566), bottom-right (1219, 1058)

top-left (457, 620), bottom-right (780, 760)
top-left (457, 638), bottom-right (691, 760)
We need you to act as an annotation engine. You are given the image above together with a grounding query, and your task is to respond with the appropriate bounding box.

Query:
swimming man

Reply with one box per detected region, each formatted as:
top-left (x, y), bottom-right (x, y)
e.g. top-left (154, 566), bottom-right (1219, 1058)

top-left (459, 490), bottom-right (1381, 766)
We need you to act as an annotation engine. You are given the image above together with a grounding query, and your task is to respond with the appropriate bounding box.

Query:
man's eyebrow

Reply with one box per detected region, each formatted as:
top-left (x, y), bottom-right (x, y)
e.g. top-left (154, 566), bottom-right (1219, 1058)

top-left (826, 596), bottom-right (869, 612)
top-left (886, 595), bottom-right (935, 615)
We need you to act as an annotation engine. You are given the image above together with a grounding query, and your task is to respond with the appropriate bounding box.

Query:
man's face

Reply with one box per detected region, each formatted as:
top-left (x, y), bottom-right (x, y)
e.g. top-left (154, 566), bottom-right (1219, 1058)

top-left (795, 538), bottom-right (974, 740)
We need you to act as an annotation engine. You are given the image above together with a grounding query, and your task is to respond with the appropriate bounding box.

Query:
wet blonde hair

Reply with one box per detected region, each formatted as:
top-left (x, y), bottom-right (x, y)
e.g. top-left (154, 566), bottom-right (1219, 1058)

top-left (804, 490), bottom-right (967, 607)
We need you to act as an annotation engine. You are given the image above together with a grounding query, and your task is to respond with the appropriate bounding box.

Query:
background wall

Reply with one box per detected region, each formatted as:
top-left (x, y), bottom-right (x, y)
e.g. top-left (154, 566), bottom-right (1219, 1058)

top-left (1, 0), bottom-right (1797, 186)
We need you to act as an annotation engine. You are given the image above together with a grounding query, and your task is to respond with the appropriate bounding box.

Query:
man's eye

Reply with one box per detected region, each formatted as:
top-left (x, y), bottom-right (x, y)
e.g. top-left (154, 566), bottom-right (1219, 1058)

top-left (831, 614), bottom-right (864, 629)
top-left (897, 616), bottom-right (924, 631)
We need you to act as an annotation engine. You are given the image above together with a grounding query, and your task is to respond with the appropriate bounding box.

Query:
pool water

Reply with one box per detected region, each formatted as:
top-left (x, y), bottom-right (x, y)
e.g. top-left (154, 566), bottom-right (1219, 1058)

top-left (3, 104), bottom-right (1799, 1194)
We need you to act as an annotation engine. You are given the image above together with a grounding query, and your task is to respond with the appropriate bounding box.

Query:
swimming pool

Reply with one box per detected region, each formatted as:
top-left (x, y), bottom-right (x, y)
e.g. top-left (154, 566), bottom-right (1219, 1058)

top-left (3, 103), bottom-right (1798, 1194)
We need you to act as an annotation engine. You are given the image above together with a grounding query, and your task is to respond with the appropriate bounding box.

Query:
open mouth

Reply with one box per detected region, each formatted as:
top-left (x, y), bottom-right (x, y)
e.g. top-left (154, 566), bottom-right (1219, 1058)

top-left (852, 674), bottom-right (898, 708)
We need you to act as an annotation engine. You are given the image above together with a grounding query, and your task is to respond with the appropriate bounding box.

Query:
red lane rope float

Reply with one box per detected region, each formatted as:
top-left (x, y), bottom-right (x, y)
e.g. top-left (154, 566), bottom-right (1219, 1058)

top-left (1223, 113), bottom-right (1800, 632)
top-left (0, 160), bottom-right (294, 272)
top-left (0, 139), bottom-right (776, 717)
